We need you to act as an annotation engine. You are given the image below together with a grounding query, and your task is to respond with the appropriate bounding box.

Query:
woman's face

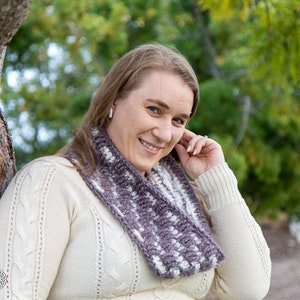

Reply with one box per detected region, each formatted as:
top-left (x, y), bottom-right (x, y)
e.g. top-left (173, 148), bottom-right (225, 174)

top-left (106, 70), bottom-right (194, 175)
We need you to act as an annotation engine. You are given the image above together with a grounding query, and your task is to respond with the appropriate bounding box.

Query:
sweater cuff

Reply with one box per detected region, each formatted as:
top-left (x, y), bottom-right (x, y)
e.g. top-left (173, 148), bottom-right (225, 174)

top-left (194, 162), bottom-right (242, 210)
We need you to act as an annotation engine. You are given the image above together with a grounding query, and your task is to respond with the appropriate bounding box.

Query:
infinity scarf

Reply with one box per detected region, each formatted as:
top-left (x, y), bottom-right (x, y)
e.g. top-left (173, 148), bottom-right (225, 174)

top-left (66, 128), bottom-right (224, 278)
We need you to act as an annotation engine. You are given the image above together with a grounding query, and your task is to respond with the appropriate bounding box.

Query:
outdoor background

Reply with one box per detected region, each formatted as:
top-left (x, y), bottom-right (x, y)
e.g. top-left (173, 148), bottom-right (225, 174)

top-left (1, 0), bottom-right (300, 298)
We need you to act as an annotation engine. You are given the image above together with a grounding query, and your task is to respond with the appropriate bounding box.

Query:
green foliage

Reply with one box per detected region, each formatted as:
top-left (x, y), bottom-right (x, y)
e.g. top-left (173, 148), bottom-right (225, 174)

top-left (189, 79), bottom-right (239, 134)
top-left (240, 89), bottom-right (300, 217)
top-left (199, 0), bottom-right (300, 85)
top-left (1, 0), bottom-right (300, 218)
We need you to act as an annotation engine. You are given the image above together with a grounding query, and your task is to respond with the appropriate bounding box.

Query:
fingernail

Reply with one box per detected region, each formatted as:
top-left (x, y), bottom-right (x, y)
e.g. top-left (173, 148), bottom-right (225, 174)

top-left (187, 146), bottom-right (191, 152)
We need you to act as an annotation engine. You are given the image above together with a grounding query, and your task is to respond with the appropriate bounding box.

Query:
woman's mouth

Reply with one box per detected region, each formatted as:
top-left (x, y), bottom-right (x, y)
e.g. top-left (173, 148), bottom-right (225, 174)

top-left (139, 139), bottom-right (162, 154)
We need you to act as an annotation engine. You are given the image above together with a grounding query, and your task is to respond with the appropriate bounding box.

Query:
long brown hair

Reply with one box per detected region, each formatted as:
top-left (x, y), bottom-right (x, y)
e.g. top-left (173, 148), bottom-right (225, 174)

top-left (59, 44), bottom-right (199, 168)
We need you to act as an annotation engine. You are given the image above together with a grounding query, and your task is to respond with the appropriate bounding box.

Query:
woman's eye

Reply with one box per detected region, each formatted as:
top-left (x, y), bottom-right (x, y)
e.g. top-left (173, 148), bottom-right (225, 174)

top-left (173, 118), bottom-right (185, 125)
top-left (148, 106), bottom-right (159, 114)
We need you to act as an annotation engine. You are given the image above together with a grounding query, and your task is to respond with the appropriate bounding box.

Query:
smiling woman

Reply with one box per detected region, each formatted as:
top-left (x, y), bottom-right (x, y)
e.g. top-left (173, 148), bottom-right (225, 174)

top-left (0, 44), bottom-right (271, 299)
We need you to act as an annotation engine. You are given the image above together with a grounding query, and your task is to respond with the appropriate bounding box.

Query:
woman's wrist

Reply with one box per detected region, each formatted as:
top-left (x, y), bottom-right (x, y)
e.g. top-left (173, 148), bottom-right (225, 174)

top-left (194, 162), bottom-right (242, 210)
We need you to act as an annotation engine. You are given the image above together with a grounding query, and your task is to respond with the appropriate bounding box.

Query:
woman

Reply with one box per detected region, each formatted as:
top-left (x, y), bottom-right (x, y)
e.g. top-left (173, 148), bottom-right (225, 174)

top-left (0, 44), bottom-right (271, 299)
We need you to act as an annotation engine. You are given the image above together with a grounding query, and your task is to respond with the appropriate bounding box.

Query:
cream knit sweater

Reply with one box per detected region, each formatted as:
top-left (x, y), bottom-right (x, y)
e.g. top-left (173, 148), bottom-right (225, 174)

top-left (0, 156), bottom-right (271, 299)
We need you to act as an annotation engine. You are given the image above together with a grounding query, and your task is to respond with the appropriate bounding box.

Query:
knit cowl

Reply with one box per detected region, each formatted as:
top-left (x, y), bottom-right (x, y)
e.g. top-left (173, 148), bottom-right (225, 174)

top-left (66, 128), bottom-right (224, 278)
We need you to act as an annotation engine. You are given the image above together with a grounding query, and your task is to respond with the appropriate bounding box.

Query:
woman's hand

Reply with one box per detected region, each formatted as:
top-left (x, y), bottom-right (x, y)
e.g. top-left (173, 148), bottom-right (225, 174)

top-left (174, 129), bottom-right (225, 180)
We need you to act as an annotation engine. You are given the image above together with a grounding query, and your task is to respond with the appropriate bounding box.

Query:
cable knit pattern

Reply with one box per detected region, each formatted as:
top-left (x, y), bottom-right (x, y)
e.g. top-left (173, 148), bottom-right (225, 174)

top-left (237, 200), bottom-right (271, 278)
top-left (91, 205), bottom-right (103, 298)
top-left (5, 164), bottom-right (55, 299)
top-left (66, 129), bottom-right (224, 278)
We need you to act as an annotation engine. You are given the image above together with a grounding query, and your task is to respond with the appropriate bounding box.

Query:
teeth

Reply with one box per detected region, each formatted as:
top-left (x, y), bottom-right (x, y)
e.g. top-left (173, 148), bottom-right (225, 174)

top-left (140, 139), bottom-right (160, 151)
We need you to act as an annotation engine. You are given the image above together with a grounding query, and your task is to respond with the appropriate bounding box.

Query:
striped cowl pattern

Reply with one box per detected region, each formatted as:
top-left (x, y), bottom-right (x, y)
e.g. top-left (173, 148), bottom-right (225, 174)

top-left (66, 128), bottom-right (225, 278)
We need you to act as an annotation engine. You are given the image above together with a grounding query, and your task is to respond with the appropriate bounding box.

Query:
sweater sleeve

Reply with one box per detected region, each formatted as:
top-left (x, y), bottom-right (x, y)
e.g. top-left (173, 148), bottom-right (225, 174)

top-left (195, 163), bottom-right (271, 300)
top-left (0, 158), bottom-right (76, 299)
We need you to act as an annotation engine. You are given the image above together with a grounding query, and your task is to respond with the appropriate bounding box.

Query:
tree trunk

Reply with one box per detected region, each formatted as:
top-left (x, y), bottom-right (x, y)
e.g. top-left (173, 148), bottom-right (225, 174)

top-left (0, 110), bottom-right (16, 196)
top-left (0, 0), bottom-right (32, 197)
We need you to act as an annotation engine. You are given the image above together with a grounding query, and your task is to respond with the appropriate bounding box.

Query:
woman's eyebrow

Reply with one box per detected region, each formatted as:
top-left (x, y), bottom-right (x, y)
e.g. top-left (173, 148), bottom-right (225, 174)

top-left (146, 98), bottom-right (190, 119)
top-left (146, 98), bottom-right (170, 110)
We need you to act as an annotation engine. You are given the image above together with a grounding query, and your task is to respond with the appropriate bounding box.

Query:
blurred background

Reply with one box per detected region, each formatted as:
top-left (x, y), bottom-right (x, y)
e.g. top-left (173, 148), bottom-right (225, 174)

top-left (0, 1), bottom-right (300, 297)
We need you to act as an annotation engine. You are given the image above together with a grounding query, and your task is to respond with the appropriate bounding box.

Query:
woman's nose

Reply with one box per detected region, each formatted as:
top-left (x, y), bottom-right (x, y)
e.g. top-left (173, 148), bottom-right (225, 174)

top-left (152, 119), bottom-right (172, 143)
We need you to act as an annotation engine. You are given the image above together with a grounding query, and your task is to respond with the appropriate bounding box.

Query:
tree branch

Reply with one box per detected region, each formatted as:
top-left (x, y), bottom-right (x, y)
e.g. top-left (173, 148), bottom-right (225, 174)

top-left (234, 95), bottom-right (252, 147)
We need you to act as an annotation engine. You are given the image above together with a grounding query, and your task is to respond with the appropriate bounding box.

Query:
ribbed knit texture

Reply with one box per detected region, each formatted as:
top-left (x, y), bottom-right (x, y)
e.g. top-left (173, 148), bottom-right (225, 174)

top-left (66, 129), bottom-right (224, 278)
top-left (195, 163), bottom-right (242, 210)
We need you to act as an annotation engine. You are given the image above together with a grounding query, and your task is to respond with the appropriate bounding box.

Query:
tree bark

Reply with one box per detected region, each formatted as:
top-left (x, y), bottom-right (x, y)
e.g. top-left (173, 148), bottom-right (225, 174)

top-left (0, 0), bottom-right (32, 46)
top-left (0, 45), bottom-right (7, 82)
top-left (0, 110), bottom-right (16, 196)
top-left (0, 0), bottom-right (32, 197)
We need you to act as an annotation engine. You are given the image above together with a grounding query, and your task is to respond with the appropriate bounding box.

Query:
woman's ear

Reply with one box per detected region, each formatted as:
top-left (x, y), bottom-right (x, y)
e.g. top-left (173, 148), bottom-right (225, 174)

top-left (113, 96), bottom-right (122, 107)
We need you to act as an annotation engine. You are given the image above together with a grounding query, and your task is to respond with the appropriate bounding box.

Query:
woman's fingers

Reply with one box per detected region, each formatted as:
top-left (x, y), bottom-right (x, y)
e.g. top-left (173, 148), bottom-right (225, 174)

top-left (186, 134), bottom-right (208, 155)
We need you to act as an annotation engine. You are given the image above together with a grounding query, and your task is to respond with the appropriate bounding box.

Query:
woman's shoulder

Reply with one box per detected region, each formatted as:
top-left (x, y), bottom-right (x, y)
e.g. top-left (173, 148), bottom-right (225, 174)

top-left (10, 155), bottom-right (78, 190)
top-left (25, 155), bottom-right (73, 168)
top-left (4, 155), bottom-right (91, 205)
top-left (19, 155), bottom-right (74, 175)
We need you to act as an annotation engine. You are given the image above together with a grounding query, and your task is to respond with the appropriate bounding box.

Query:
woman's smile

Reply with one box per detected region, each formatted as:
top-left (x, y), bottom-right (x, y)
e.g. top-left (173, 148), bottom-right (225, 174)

top-left (139, 138), bottom-right (163, 155)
